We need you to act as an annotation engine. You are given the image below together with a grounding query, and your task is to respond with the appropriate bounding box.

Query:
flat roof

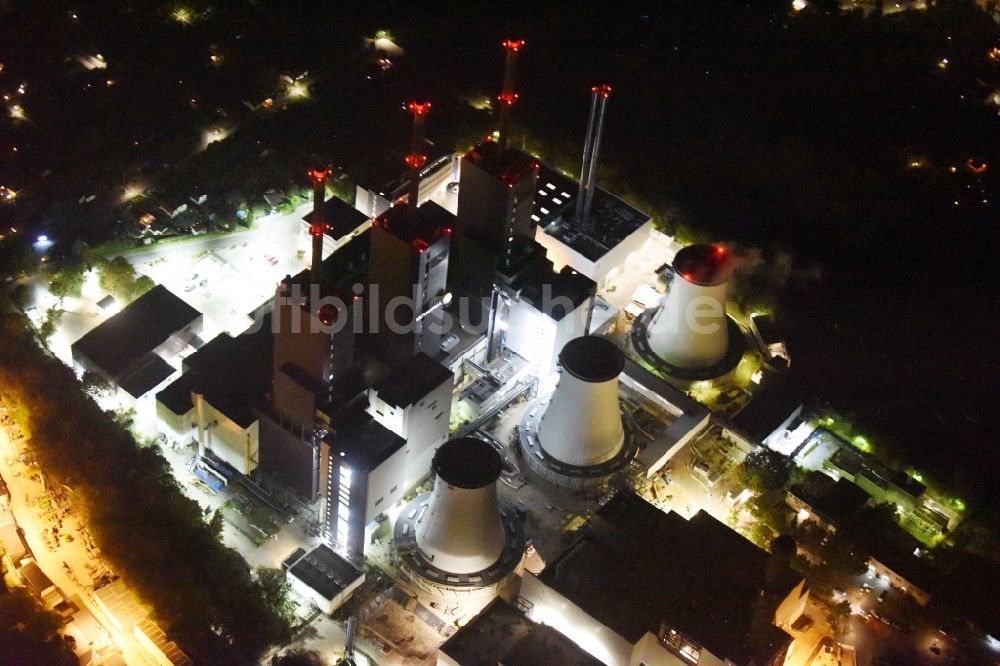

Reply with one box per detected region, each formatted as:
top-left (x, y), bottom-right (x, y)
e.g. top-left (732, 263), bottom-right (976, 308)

top-left (439, 598), bottom-right (603, 666)
top-left (790, 473), bottom-right (870, 527)
top-left (118, 354), bottom-right (175, 400)
top-left (373, 352), bottom-right (453, 408)
top-left (462, 141), bottom-right (538, 187)
top-left (325, 410), bottom-right (404, 472)
top-left (540, 492), bottom-right (794, 663)
top-left (506, 257), bottom-right (595, 322)
top-left (731, 379), bottom-right (804, 443)
top-left (302, 196), bottom-right (370, 239)
top-left (287, 544), bottom-right (363, 601)
top-left (156, 316), bottom-right (272, 428)
top-left (72, 284), bottom-right (200, 380)
top-left (534, 163), bottom-right (651, 262)
top-left (373, 200), bottom-right (454, 249)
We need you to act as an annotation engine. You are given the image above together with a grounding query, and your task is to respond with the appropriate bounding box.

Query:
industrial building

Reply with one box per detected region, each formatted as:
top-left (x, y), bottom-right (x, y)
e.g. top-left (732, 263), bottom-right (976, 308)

top-left (518, 492), bottom-right (808, 666)
top-left (437, 598), bottom-right (602, 666)
top-left (71, 284), bottom-right (202, 402)
top-left (283, 544), bottom-right (366, 615)
top-left (530, 86), bottom-right (653, 290)
top-left (155, 315), bottom-right (272, 475)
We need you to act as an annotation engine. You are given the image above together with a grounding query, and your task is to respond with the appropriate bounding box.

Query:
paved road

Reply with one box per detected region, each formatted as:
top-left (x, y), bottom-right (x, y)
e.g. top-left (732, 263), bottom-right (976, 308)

top-left (0, 426), bottom-right (148, 664)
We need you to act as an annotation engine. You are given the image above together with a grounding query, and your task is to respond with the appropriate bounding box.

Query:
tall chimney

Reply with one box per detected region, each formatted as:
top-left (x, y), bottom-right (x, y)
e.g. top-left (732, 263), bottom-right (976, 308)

top-left (308, 166), bottom-right (331, 285)
top-left (405, 100), bottom-right (431, 220)
top-left (497, 39), bottom-right (524, 156)
top-left (575, 85), bottom-right (612, 226)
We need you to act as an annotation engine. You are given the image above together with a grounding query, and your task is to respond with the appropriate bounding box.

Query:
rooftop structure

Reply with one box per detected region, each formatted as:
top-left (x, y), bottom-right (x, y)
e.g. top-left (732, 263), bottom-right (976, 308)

top-left (285, 544), bottom-right (366, 614)
top-left (438, 598), bottom-right (603, 666)
top-left (521, 492), bottom-right (803, 666)
top-left (532, 164), bottom-right (652, 288)
top-left (71, 284), bottom-right (202, 399)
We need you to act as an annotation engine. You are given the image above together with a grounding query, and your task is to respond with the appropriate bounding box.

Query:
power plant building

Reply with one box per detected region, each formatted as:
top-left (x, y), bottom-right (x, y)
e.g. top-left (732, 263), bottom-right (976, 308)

top-left (519, 493), bottom-right (808, 666)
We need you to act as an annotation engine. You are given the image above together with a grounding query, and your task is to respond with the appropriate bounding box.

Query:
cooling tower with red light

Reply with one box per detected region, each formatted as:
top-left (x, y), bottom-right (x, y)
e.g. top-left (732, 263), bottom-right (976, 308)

top-left (646, 244), bottom-right (732, 369)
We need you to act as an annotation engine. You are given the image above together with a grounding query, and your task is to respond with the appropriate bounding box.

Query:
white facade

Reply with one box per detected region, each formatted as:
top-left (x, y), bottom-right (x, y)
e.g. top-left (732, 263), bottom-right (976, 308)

top-left (647, 272), bottom-right (729, 369)
top-left (535, 217), bottom-right (652, 289)
top-left (415, 475), bottom-right (506, 575)
top-left (503, 296), bottom-right (592, 378)
top-left (367, 372), bottom-right (452, 492)
top-left (156, 395), bottom-right (259, 475)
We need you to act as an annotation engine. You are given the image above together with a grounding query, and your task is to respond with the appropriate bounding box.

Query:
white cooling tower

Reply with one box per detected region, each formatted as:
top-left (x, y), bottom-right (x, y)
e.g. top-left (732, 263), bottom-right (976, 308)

top-left (415, 437), bottom-right (506, 575)
top-left (647, 244), bottom-right (732, 369)
top-left (536, 336), bottom-right (625, 467)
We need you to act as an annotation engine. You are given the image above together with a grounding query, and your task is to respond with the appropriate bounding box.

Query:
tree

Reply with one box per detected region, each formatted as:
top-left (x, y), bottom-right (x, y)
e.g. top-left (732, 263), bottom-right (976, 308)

top-left (0, 587), bottom-right (78, 666)
top-left (96, 256), bottom-right (153, 303)
top-left (81, 371), bottom-right (113, 400)
top-left (47, 258), bottom-right (87, 301)
top-left (737, 448), bottom-right (794, 494)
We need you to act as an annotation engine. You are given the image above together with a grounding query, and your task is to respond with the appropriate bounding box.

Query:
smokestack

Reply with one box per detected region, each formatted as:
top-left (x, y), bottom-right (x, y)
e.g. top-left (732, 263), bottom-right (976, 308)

top-left (415, 437), bottom-right (507, 574)
top-left (575, 85), bottom-right (611, 226)
top-left (497, 39), bottom-right (524, 156)
top-left (308, 166), bottom-right (330, 285)
top-left (536, 336), bottom-right (625, 467)
top-left (405, 100), bottom-right (431, 220)
top-left (647, 244), bottom-right (732, 369)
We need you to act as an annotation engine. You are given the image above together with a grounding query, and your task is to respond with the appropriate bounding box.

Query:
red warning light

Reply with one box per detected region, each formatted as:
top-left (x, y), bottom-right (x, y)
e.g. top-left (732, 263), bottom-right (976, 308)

top-left (309, 167), bottom-right (330, 183)
top-left (498, 91), bottom-right (519, 106)
top-left (405, 154), bottom-right (428, 169)
top-left (715, 245), bottom-right (727, 257)
top-left (442, 227), bottom-right (453, 235)
top-left (591, 84), bottom-right (612, 99)
top-left (407, 100), bottom-right (432, 116)
top-left (502, 39), bottom-right (525, 53)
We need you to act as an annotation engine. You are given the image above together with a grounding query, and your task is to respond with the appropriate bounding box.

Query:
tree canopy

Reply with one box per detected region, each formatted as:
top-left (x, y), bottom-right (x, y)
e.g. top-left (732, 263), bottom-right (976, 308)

top-left (0, 310), bottom-right (290, 663)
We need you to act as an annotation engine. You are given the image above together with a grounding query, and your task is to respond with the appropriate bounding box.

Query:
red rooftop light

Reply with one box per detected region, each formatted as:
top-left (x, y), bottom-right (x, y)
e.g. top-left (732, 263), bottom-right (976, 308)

top-left (498, 91), bottom-right (519, 106)
top-left (407, 100), bottom-right (431, 116)
top-left (591, 84), bottom-right (612, 98)
top-left (502, 39), bottom-right (525, 53)
top-left (309, 166), bottom-right (330, 183)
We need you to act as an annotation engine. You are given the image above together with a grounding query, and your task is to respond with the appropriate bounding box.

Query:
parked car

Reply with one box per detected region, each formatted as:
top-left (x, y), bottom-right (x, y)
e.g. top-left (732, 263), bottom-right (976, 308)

top-left (440, 334), bottom-right (460, 352)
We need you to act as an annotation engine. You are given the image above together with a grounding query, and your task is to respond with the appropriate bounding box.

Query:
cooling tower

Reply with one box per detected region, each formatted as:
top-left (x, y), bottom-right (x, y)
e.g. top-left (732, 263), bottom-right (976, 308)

top-left (415, 437), bottom-right (506, 574)
top-left (646, 244), bottom-right (731, 369)
top-left (536, 336), bottom-right (625, 466)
